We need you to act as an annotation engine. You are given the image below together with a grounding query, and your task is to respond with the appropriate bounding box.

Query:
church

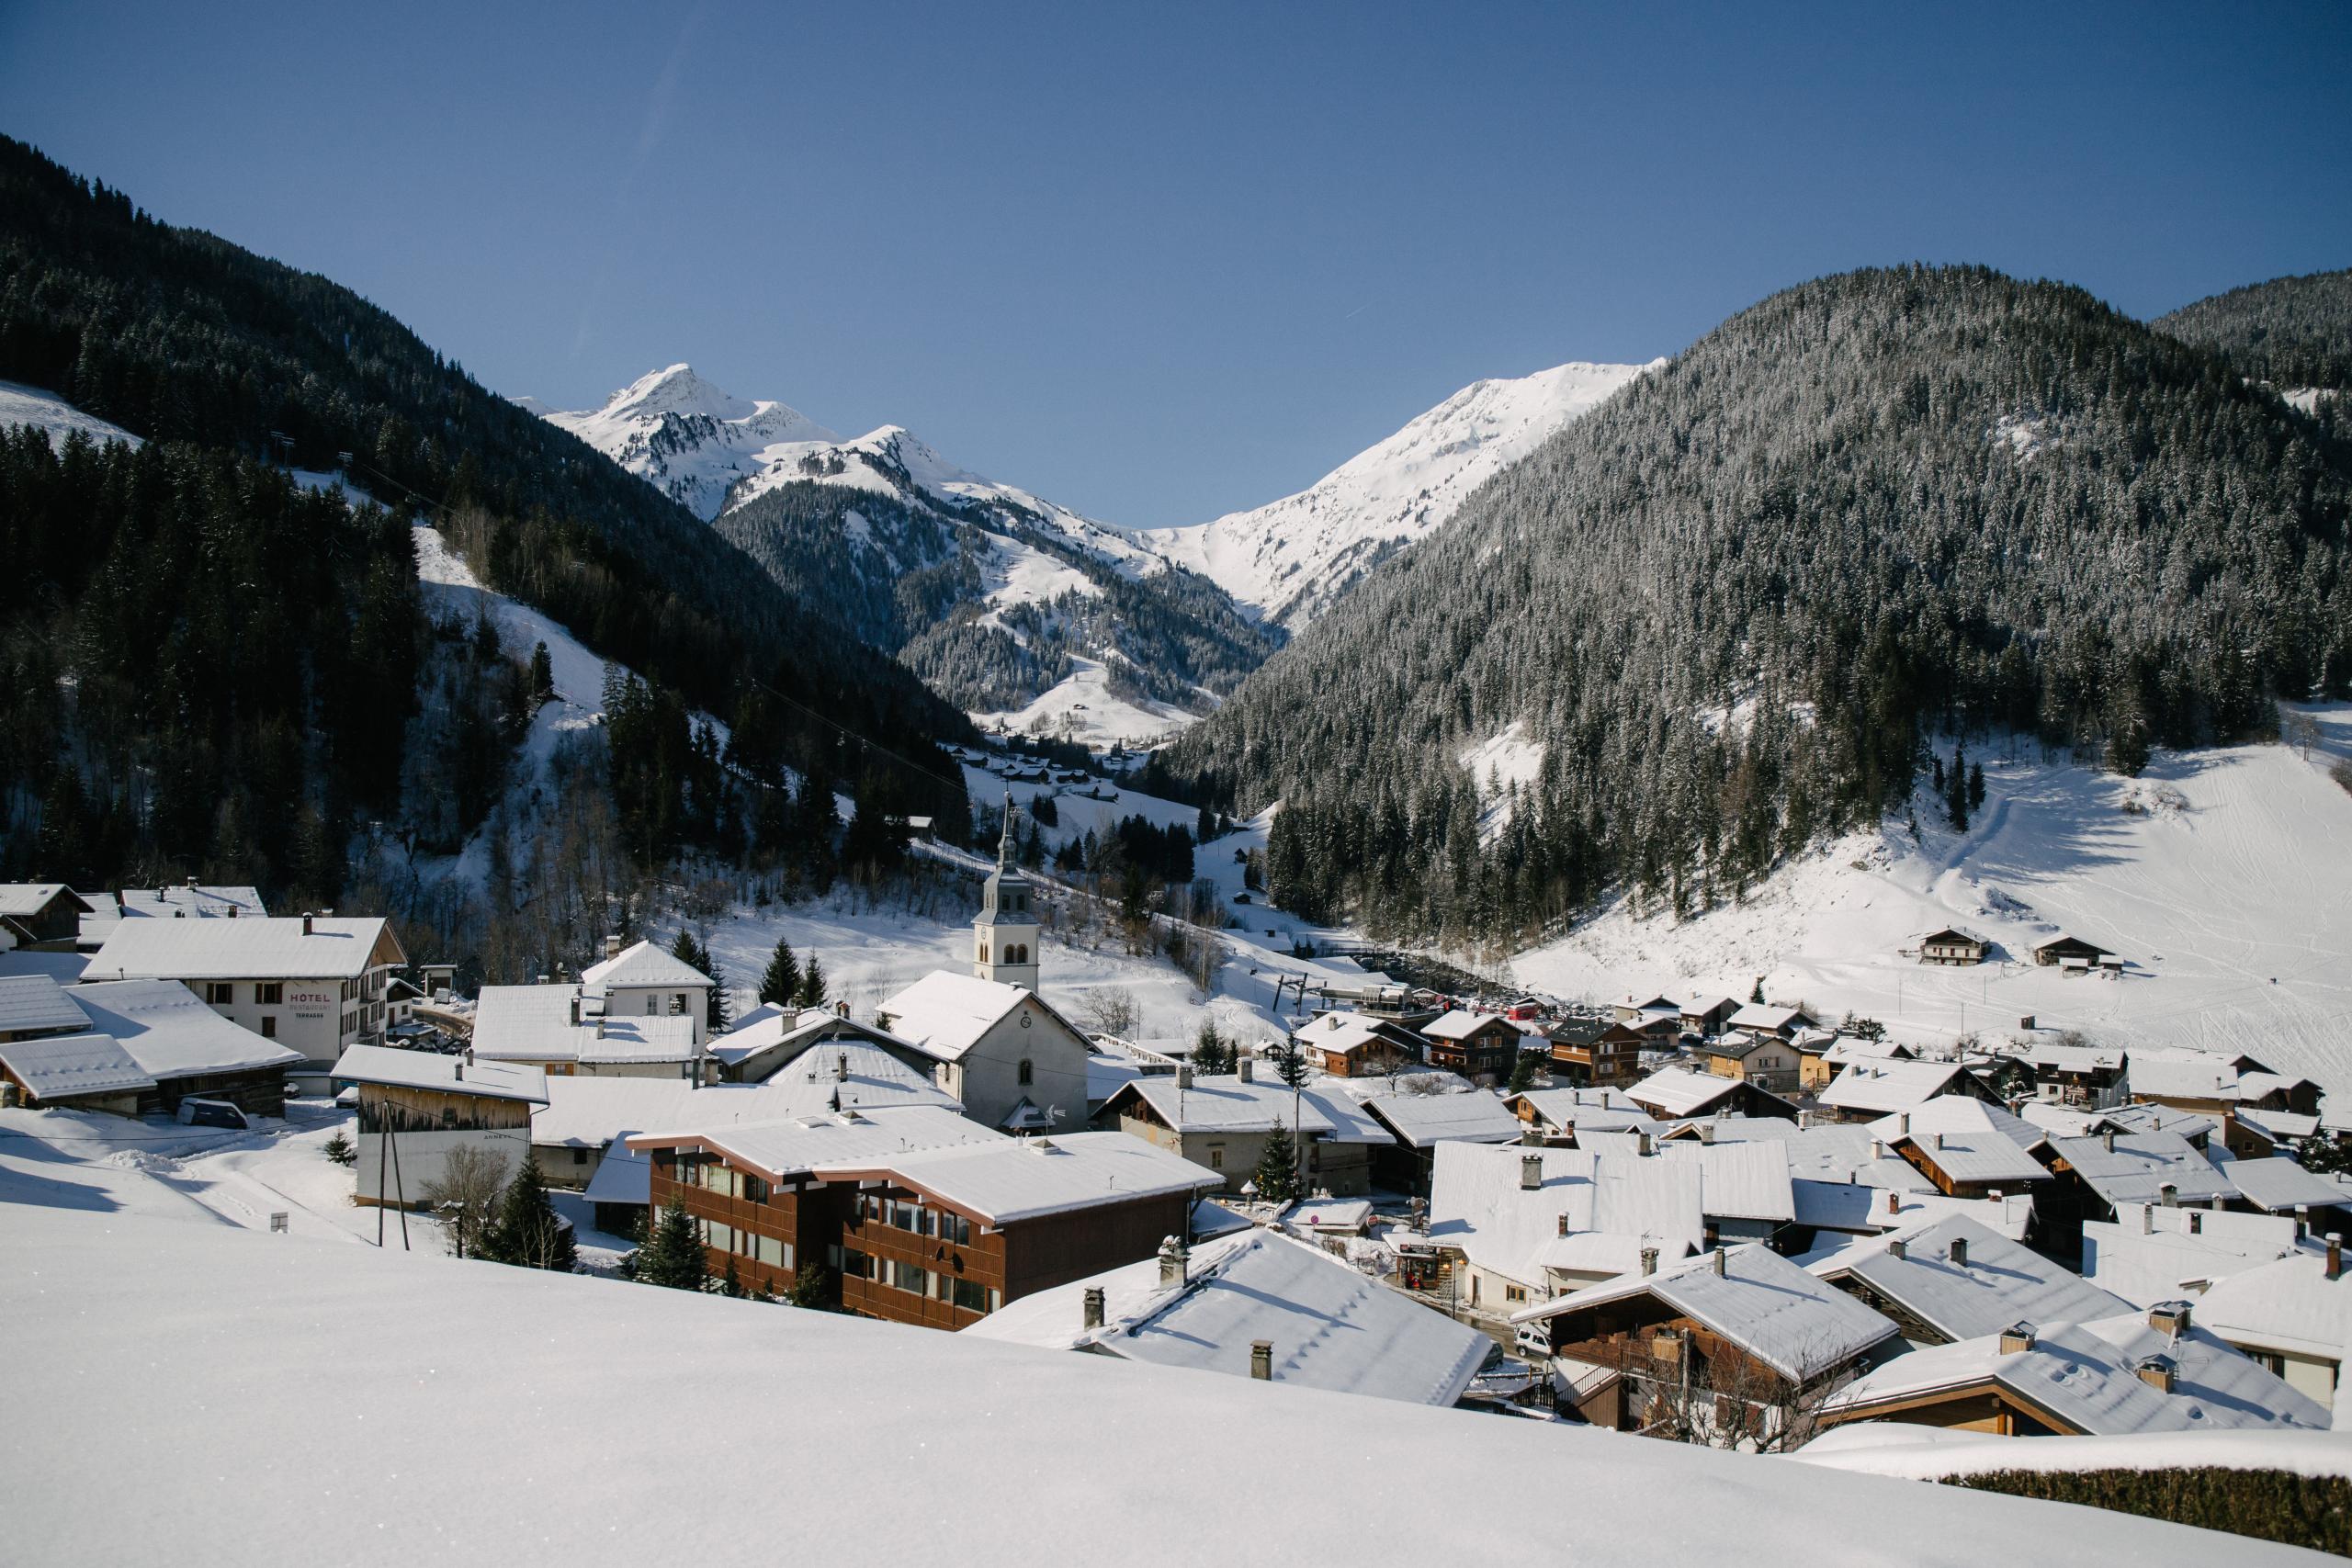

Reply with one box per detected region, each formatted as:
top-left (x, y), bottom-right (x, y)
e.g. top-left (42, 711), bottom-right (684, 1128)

top-left (878, 807), bottom-right (1093, 1134)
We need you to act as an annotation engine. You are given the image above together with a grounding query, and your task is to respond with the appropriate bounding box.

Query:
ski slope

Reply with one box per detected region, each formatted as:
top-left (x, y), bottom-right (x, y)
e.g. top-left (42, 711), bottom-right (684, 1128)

top-left (1513, 707), bottom-right (2352, 1098)
top-left (0, 378), bottom-right (142, 448)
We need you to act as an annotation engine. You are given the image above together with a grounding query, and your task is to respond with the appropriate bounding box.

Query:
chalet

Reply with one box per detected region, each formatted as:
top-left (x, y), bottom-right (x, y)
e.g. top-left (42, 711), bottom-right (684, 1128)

top-left (1657, 1136), bottom-right (1796, 1247)
top-left (1504, 1086), bottom-right (1657, 1142)
top-left (470, 985), bottom-right (705, 1081)
top-left (2194, 1244), bottom-right (2352, 1410)
top-left (0, 1031), bottom-right (156, 1116)
top-left (1806, 1215), bottom-right (2131, 1348)
top-left (579, 938), bottom-right (718, 1043)
top-left (1420, 1142), bottom-right (1704, 1319)
top-left (2220, 1155), bottom-right (2348, 1224)
top-left (1294, 1010), bottom-right (1423, 1078)
top-left (1361, 1089), bottom-right (1524, 1195)
top-left (1512, 1244), bottom-right (1899, 1438)
top-left (1692, 1031), bottom-right (1799, 1093)
top-left (0, 974), bottom-right (94, 1043)
top-left (1625, 1066), bottom-right (1799, 1123)
top-left (0, 978), bottom-right (300, 1118)
top-left (708, 1003), bottom-right (941, 1086)
top-left (1611, 993), bottom-right (1682, 1029)
top-left (2032, 934), bottom-right (2112, 968)
top-left (1090, 1066), bottom-right (1393, 1196)
top-left (1801, 1034), bottom-right (1912, 1093)
top-left (2038, 1130), bottom-right (2237, 1252)
top-left (1816, 1304), bottom-right (2327, 1437)
top-left (1547, 1019), bottom-right (1645, 1088)
top-left (1725, 1003), bottom-right (1816, 1040)
top-left (2020, 1040), bottom-right (2128, 1108)
top-left (85, 914), bottom-right (405, 1089)
top-left (75, 881), bottom-right (266, 949)
top-left (628, 1110), bottom-right (1219, 1330)
top-left (0, 884), bottom-right (95, 950)
top-left (334, 1044), bottom-right (548, 1210)
top-left (1680, 997), bottom-right (1743, 1036)
top-left (1815, 1060), bottom-right (1996, 1122)
top-left (1418, 1010), bottom-right (1522, 1083)
top-left (2230, 1106), bottom-right (2324, 1160)
top-left (1792, 1182), bottom-right (2038, 1250)
top-left (1914, 928), bottom-right (1987, 966)
top-left (1871, 1097), bottom-right (2052, 1199)
top-left (962, 1228), bottom-right (1491, 1407)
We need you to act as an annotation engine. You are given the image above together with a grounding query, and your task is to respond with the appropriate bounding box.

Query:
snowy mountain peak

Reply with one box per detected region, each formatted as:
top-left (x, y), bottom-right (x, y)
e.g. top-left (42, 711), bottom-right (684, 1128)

top-left (602, 362), bottom-right (755, 423)
top-left (539, 366), bottom-right (837, 520)
top-left (1147, 358), bottom-right (1662, 630)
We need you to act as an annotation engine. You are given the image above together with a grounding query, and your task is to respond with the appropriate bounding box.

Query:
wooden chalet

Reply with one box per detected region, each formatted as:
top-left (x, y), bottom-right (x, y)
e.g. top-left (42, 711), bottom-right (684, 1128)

top-left (1548, 1020), bottom-right (1643, 1088)
top-left (1916, 928), bottom-right (1987, 966)
top-left (2032, 934), bottom-right (2112, 968)
top-left (334, 1044), bottom-right (548, 1210)
top-left (0, 884), bottom-right (96, 949)
top-left (1693, 1031), bottom-right (1800, 1093)
top-left (1419, 1011), bottom-right (1525, 1084)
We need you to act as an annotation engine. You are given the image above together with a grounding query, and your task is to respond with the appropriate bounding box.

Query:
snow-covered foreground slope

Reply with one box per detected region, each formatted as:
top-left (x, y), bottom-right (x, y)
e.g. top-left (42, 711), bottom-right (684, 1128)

top-left (1512, 707), bottom-right (2352, 1098)
top-left (1148, 360), bottom-right (1660, 630)
top-left (0, 378), bottom-right (142, 447)
top-left (1, 1201), bottom-right (2290, 1567)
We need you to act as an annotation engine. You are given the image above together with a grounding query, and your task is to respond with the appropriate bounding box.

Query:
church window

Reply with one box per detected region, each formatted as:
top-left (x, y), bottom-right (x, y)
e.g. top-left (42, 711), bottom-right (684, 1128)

top-left (1018, 1059), bottom-right (1034, 1086)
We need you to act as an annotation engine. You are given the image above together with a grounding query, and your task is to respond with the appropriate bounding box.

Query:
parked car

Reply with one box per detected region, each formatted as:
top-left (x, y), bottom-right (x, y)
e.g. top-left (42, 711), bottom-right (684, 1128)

top-left (177, 1098), bottom-right (249, 1131)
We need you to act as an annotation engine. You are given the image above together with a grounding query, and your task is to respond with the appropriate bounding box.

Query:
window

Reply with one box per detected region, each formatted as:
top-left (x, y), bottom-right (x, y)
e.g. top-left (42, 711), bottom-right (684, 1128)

top-left (949, 1277), bottom-right (989, 1312)
top-left (1207, 1145), bottom-right (1225, 1169)
top-left (1017, 1058), bottom-right (1034, 1086)
top-left (941, 1213), bottom-right (972, 1247)
top-left (842, 1247), bottom-right (872, 1280)
top-left (205, 982), bottom-right (234, 1006)
top-left (756, 1234), bottom-right (790, 1269)
top-left (671, 993), bottom-right (688, 1015)
top-left (441, 1107), bottom-right (457, 1128)
top-left (890, 1260), bottom-right (929, 1294)
top-left (645, 996), bottom-right (658, 1015)
top-left (743, 1175), bottom-right (769, 1204)
top-left (256, 983), bottom-right (283, 1006)
top-left (1504, 1283), bottom-right (1528, 1304)
top-left (260, 1017), bottom-right (277, 1040)
top-left (571, 1147), bottom-right (588, 1167)
top-left (978, 943), bottom-right (989, 964)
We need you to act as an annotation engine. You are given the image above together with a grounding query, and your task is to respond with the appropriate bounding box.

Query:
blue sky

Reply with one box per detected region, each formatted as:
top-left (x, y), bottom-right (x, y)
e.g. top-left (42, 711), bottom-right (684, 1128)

top-left (6, 1), bottom-right (2349, 527)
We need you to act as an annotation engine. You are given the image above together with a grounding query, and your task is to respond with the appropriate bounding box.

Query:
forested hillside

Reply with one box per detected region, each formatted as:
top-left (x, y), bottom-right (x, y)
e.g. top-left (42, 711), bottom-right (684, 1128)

top-left (2157, 268), bottom-right (2352, 390)
top-left (0, 137), bottom-right (970, 916)
top-left (1166, 265), bottom-right (2352, 950)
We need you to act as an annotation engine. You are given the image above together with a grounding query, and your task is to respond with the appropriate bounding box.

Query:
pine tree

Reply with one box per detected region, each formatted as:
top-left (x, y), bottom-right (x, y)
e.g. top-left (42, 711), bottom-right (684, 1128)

top-left (322, 1131), bottom-right (355, 1167)
top-left (1749, 976), bottom-right (1766, 1004)
top-left (722, 1256), bottom-right (743, 1298)
top-left (529, 640), bottom-right (553, 699)
top-left (795, 956), bottom-right (828, 1010)
top-left (1270, 1037), bottom-right (1309, 1089)
top-left (787, 1260), bottom-right (835, 1310)
top-left (707, 962), bottom-right (730, 1033)
top-left (639, 1199), bottom-right (707, 1291)
top-left (1192, 1021), bottom-right (1230, 1075)
top-left (1508, 1052), bottom-right (1541, 1094)
top-left (1947, 744), bottom-right (1970, 831)
top-left (672, 930), bottom-right (710, 977)
top-left (759, 938), bottom-right (802, 1009)
top-left (482, 1156), bottom-right (575, 1272)
top-left (1252, 1123), bottom-right (1300, 1203)
top-left (1968, 761), bottom-right (1986, 812)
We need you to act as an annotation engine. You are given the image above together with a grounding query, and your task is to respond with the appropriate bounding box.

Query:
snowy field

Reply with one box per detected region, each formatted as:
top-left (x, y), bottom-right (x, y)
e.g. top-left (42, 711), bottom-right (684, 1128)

top-left (0, 1196), bottom-right (2301, 1567)
top-left (971, 655), bottom-right (1201, 749)
top-left (0, 378), bottom-right (142, 447)
top-left (1513, 708), bottom-right (2352, 1098)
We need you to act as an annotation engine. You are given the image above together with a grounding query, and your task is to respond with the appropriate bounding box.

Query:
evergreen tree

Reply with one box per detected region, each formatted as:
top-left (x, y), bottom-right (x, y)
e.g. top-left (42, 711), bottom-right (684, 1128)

top-left (795, 955), bottom-right (828, 1010)
top-left (1968, 761), bottom-right (1986, 812)
top-left (1508, 1052), bottom-right (1542, 1094)
top-left (1192, 1021), bottom-right (1231, 1075)
top-left (707, 963), bottom-right (730, 1033)
top-left (759, 938), bottom-right (802, 1009)
top-left (1252, 1123), bottom-right (1301, 1204)
top-left (1947, 744), bottom-right (1971, 832)
top-left (322, 1131), bottom-right (355, 1167)
top-left (1749, 976), bottom-right (1766, 1005)
top-left (671, 930), bottom-right (711, 977)
top-left (482, 1156), bottom-right (575, 1272)
top-left (787, 1260), bottom-right (835, 1310)
top-left (638, 1199), bottom-right (707, 1291)
top-left (722, 1256), bottom-right (743, 1298)
top-left (1270, 1037), bottom-right (1309, 1089)
top-left (528, 640), bottom-right (554, 700)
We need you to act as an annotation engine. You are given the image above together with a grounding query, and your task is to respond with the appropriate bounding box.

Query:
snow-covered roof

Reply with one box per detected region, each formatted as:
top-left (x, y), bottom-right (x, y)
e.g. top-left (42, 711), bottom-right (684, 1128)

top-left (1297, 1010), bottom-right (1414, 1057)
top-left (877, 971), bottom-right (1089, 1063)
top-left (70, 980), bottom-right (302, 1078)
top-left (2236, 1106), bottom-right (2323, 1145)
top-left (0, 974), bottom-right (92, 1036)
top-left (331, 1044), bottom-right (548, 1104)
top-left (1817, 1060), bottom-right (1979, 1115)
top-left (1363, 1089), bottom-right (1522, 1147)
top-left (0, 1032), bottom-right (155, 1099)
top-left (2082, 1218), bottom-right (2305, 1309)
top-left (0, 883), bottom-right (84, 919)
top-left (85, 917), bottom-right (397, 981)
top-left (1659, 1138), bottom-right (1795, 1223)
top-left (1105, 1074), bottom-right (1334, 1136)
top-left (2123, 1051), bottom-right (2243, 1101)
top-left (2222, 1156), bottom-right (2346, 1215)
top-left (707, 1005), bottom-right (929, 1071)
top-left (1872, 1097), bottom-right (2049, 1186)
top-left (1819, 1036), bottom-right (1914, 1067)
top-left (581, 1140), bottom-right (650, 1206)
top-left (1421, 1010), bottom-right (1506, 1042)
top-left (1426, 1142), bottom-right (1704, 1286)
top-left (1808, 1214), bottom-right (2132, 1342)
top-left (1823, 1314), bottom-right (2328, 1435)
top-left (1727, 1004), bottom-right (1808, 1032)
top-left (2195, 1252), bottom-right (2352, 1361)
top-left (536, 1053), bottom-right (956, 1147)
top-left (1283, 1196), bottom-right (1374, 1234)
top-left (579, 940), bottom-right (712, 990)
top-left (817, 1130), bottom-right (1218, 1225)
top-left (1623, 1067), bottom-right (1745, 1119)
top-left (1791, 1181), bottom-right (2033, 1241)
top-left (966, 1228), bottom-right (1490, 1406)
top-left (1503, 1086), bottom-right (1642, 1127)
top-left (471, 985), bottom-right (701, 1065)
top-left (628, 1104), bottom-right (999, 1179)
top-left (1521, 1244), bottom-right (1900, 1384)
top-left (2048, 1132), bottom-right (2235, 1209)
top-left (79, 884), bottom-right (267, 944)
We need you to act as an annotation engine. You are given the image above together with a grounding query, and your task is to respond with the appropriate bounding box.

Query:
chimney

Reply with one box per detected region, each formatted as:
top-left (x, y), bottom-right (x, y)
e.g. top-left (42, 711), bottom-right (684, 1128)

top-left (605, 933), bottom-right (622, 961)
top-left (1998, 1323), bottom-right (2035, 1355)
top-left (1176, 1065), bottom-right (1193, 1090)
top-left (2135, 1355), bottom-right (2177, 1393)
top-left (1948, 1237), bottom-right (1968, 1268)
top-left (836, 1051), bottom-right (850, 1083)
top-left (835, 999), bottom-right (849, 1019)
top-left (2329, 1234), bottom-right (2343, 1282)
top-left (2142, 1203), bottom-right (2154, 1235)
top-left (1870, 1139), bottom-right (1888, 1161)
top-left (595, 1019), bottom-right (605, 1039)
top-left (464, 1045), bottom-right (474, 1067)
top-left (1887, 1237), bottom-right (1906, 1260)
top-left (1238, 1057), bottom-right (1253, 1084)
top-left (2160, 1182), bottom-right (2178, 1208)
top-left (1699, 1123), bottom-right (1715, 1145)
top-left (1250, 1340), bottom-right (1273, 1381)
top-left (452, 1060), bottom-right (463, 1082)
top-left (1710, 1247), bottom-right (1726, 1277)
top-left (1556, 1213), bottom-right (1571, 1237)
top-left (1933, 1132), bottom-right (1946, 1151)
top-left (1896, 1112), bottom-right (1909, 1139)
top-left (571, 996), bottom-right (581, 1026)
top-left (2188, 1212), bottom-right (2202, 1235)
top-left (301, 914), bottom-right (313, 936)
top-left (1521, 1153), bottom-right (1544, 1190)
top-left (2148, 1300), bottom-right (2191, 1337)
top-left (1082, 1286), bottom-right (1106, 1330)
top-left (1637, 1131), bottom-right (1652, 1157)
top-left (1884, 1190), bottom-right (1901, 1216)
top-left (1158, 1235), bottom-right (1188, 1288)
top-left (187, 874), bottom-right (198, 889)
top-left (2103, 1130), bottom-right (2116, 1154)
top-left (1640, 1247), bottom-right (1659, 1277)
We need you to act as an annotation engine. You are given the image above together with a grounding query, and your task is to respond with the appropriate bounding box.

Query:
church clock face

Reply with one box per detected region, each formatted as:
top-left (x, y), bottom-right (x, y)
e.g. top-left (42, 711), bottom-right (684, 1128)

top-left (1020, 1011), bottom-right (1032, 1029)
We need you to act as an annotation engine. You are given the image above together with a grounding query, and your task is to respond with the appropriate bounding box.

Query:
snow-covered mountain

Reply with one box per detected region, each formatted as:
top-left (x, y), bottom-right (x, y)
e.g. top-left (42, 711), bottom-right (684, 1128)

top-left (537, 364), bottom-right (839, 521)
top-left (1147, 360), bottom-right (1661, 630)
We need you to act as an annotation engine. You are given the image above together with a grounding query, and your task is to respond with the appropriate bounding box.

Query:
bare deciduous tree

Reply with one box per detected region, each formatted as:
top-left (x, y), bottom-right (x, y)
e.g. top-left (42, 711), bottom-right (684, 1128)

top-left (420, 1145), bottom-right (509, 1259)
top-left (1083, 987), bottom-right (1140, 1040)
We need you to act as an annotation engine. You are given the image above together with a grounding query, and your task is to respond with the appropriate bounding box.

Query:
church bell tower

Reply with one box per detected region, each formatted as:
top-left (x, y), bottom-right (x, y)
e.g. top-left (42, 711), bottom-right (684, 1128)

top-left (974, 797), bottom-right (1041, 992)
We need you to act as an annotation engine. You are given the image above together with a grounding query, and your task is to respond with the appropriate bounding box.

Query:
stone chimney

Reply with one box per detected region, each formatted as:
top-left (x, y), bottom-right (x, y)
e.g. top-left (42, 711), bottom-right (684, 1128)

top-left (1640, 1247), bottom-right (1658, 1277)
top-left (452, 1059), bottom-right (463, 1082)
top-left (1082, 1286), bottom-right (1106, 1330)
top-left (1884, 1190), bottom-right (1901, 1217)
top-left (1158, 1235), bottom-right (1187, 1288)
top-left (1636, 1131), bottom-right (1652, 1158)
top-left (836, 999), bottom-right (848, 1019)
top-left (1238, 1057), bottom-right (1253, 1084)
top-left (1932, 1132), bottom-right (1946, 1152)
top-left (1698, 1123), bottom-right (1715, 1145)
top-left (1556, 1213), bottom-right (1571, 1238)
top-left (1998, 1322), bottom-right (2035, 1355)
top-left (1948, 1237), bottom-right (1968, 1268)
top-left (2142, 1203), bottom-right (2154, 1235)
top-left (594, 1019), bottom-right (605, 1039)
top-left (1895, 1112), bottom-right (1909, 1139)
top-left (1887, 1237), bottom-right (1907, 1260)
top-left (835, 1051), bottom-right (850, 1082)
top-left (1870, 1139), bottom-right (1888, 1161)
top-left (2160, 1181), bottom-right (2178, 1207)
top-left (2103, 1130), bottom-right (2116, 1154)
top-left (1176, 1065), bottom-right (1193, 1090)
top-left (2135, 1355), bottom-right (2177, 1393)
top-left (2329, 1234), bottom-right (2344, 1281)
top-left (1250, 1340), bottom-right (1273, 1380)
top-left (1521, 1153), bottom-right (1544, 1190)
top-left (605, 933), bottom-right (622, 960)
top-left (1710, 1247), bottom-right (1726, 1277)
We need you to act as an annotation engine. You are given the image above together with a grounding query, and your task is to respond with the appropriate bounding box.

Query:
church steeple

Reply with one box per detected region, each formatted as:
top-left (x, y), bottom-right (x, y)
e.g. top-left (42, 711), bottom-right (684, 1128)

top-left (975, 793), bottom-right (1040, 991)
